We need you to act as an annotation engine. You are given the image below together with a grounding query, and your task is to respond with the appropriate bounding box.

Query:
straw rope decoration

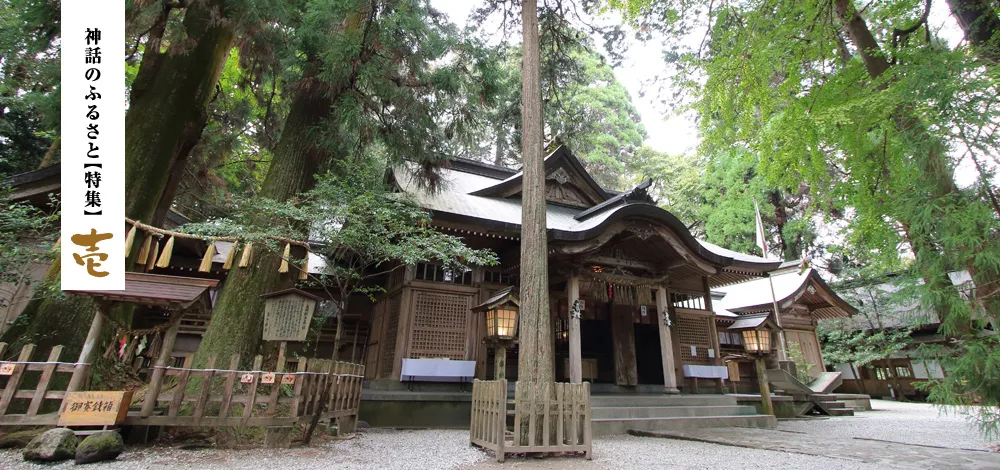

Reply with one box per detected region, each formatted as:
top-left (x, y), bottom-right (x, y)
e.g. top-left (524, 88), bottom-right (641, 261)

top-left (223, 241), bottom-right (239, 269)
top-left (198, 240), bottom-right (216, 272)
top-left (155, 235), bottom-right (175, 268)
top-left (239, 242), bottom-right (253, 267)
top-left (123, 218), bottom-right (311, 275)
top-left (299, 256), bottom-right (310, 280)
top-left (278, 243), bottom-right (291, 273)
top-left (136, 234), bottom-right (153, 265)
top-left (124, 224), bottom-right (137, 256)
top-left (145, 239), bottom-right (159, 271)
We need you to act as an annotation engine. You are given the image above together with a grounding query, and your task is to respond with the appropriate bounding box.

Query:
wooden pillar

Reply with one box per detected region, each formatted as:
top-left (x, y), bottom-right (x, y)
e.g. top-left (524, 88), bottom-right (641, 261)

top-left (494, 345), bottom-right (506, 380)
top-left (140, 313), bottom-right (182, 417)
top-left (67, 309), bottom-right (105, 393)
top-left (755, 356), bottom-right (775, 416)
top-left (567, 276), bottom-right (582, 384)
top-left (610, 304), bottom-right (638, 386)
top-left (655, 287), bottom-right (680, 394)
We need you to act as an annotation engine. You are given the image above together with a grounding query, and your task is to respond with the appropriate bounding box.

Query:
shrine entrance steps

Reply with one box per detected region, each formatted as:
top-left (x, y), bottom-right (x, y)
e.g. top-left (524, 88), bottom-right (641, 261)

top-left (591, 394), bottom-right (776, 436)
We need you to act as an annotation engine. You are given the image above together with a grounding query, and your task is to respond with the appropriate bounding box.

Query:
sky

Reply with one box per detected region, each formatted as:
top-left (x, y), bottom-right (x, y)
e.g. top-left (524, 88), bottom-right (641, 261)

top-left (428, 0), bottom-right (979, 186)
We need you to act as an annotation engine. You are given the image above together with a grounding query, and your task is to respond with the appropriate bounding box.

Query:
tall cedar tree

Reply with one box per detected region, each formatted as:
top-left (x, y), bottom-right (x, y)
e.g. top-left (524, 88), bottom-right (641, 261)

top-left (193, 0), bottom-right (499, 368)
top-left (516, 0), bottom-right (556, 446)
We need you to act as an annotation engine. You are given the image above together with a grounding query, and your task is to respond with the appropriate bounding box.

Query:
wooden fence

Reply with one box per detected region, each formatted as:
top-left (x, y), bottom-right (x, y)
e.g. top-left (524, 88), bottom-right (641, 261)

top-left (0, 343), bottom-right (364, 433)
top-left (470, 379), bottom-right (592, 462)
top-left (0, 343), bottom-right (86, 425)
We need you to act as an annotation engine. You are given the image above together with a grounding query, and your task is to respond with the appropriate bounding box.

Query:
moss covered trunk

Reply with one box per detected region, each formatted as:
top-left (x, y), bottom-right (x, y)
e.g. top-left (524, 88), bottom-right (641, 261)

top-left (0, 1), bottom-right (235, 378)
top-left (192, 73), bottom-right (336, 369)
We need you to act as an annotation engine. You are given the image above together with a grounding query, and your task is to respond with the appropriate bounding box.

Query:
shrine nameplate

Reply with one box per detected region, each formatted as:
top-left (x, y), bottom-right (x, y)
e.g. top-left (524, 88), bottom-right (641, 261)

top-left (262, 294), bottom-right (316, 342)
top-left (58, 391), bottom-right (133, 426)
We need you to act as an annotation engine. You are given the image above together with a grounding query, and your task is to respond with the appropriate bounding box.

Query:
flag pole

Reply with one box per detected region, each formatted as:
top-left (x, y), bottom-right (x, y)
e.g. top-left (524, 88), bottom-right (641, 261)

top-left (755, 198), bottom-right (788, 361)
top-left (768, 272), bottom-right (789, 361)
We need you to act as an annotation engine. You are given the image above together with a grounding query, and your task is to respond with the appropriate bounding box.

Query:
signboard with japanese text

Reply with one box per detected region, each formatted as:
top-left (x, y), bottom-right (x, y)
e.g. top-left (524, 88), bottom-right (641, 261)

top-left (61, 1), bottom-right (125, 290)
top-left (262, 293), bottom-right (316, 342)
top-left (58, 391), bottom-right (132, 426)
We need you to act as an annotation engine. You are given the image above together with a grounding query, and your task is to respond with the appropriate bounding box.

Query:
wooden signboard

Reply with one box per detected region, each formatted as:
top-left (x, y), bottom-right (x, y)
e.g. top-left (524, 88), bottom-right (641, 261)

top-left (58, 391), bottom-right (133, 426)
top-left (262, 291), bottom-right (317, 342)
top-left (0, 363), bottom-right (15, 376)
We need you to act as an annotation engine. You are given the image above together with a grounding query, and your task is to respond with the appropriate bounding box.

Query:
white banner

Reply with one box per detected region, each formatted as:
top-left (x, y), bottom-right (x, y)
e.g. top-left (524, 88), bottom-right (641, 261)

top-left (61, 2), bottom-right (125, 291)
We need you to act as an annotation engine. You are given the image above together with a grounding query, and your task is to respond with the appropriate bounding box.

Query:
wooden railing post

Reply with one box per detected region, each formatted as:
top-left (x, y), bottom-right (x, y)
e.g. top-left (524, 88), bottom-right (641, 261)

top-left (27, 345), bottom-right (63, 416)
top-left (140, 316), bottom-right (181, 417)
top-left (0, 344), bottom-right (35, 415)
top-left (67, 310), bottom-right (104, 393)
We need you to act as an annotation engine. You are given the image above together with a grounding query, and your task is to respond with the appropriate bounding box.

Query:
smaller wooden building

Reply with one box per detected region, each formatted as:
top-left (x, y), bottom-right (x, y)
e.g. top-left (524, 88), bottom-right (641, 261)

top-left (713, 265), bottom-right (857, 392)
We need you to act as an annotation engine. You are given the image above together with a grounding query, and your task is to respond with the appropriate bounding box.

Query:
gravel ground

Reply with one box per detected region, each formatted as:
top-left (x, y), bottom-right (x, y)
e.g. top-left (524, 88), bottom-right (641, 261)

top-left (0, 399), bottom-right (994, 469)
top-left (780, 399), bottom-right (996, 451)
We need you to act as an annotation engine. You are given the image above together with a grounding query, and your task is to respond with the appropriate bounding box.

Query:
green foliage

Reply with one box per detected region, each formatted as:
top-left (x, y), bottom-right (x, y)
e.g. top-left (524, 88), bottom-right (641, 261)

top-left (818, 322), bottom-right (912, 370)
top-left (0, 189), bottom-right (57, 310)
top-left (0, 0), bottom-right (60, 174)
top-left (629, 146), bottom-right (703, 228)
top-left (170, 48), bottom-right (280, 221)
top-left (463, 8), bottom-right (647, 190)
top-left (922, 335), bottom-right (1000, 438)
top-left (786, 341), bottom-right (815, 383)
top-left (182, 152), bottom-right (498, 307)
top-left (606, 0), bottom-right (1000, 434)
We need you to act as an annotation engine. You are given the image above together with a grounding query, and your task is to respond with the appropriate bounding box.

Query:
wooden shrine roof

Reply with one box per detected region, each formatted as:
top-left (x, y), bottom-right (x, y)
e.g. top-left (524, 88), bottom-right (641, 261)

top-left (714, 266), bottom-right (857, 321)
top-left (68, 272), bottom-right (218, 310)
top-left (391, 146), bottom-right (785, 285)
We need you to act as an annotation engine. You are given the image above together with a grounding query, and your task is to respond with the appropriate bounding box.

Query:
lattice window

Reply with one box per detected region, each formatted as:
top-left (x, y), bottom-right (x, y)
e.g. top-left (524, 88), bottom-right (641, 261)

top-left (414, 263), bottom-right (473, 285)
top-left (408, 290), bottom-right (473, 360)
top-left (676, 314), bottom-right (712, 365)
top-left (483, 269), bottom-right (514, 285)
top-left (380, 293), bottom-right (401, 378)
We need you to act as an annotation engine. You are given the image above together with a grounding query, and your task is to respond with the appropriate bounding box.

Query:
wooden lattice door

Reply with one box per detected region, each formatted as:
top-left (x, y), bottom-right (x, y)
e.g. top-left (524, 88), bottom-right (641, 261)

top-left (408, 290), bottom-right (475, 360)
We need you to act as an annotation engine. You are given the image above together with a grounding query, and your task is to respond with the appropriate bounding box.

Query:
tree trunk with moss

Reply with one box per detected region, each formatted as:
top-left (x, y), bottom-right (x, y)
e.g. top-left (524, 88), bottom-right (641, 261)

top-left (192, 72), bottom-right (336, 369)
top-left (0, 1), bottom-right (235, 375)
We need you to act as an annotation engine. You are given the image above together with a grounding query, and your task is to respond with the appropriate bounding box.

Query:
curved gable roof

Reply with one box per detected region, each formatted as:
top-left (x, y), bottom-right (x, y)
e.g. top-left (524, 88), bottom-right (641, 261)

top-left (470, 146), bottom-right (611, 207)
top-left (715, 267), bottom-right (858, 319)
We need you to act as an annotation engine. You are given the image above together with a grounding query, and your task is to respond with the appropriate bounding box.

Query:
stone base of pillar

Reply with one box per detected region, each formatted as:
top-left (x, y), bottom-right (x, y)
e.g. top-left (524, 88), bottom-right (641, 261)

top-left (663, 387), bottom-right (680, 394)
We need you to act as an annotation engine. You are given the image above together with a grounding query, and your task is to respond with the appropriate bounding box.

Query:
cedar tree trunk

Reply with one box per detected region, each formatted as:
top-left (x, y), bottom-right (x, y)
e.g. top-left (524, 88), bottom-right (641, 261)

top-left (516, 0), bottom-right (555, 446)
top-left (192, 71), bottom-right (336, 369)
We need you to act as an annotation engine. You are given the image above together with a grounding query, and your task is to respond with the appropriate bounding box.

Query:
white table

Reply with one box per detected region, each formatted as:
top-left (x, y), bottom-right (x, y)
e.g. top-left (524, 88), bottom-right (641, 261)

top-left (682, 365), bottom-right (729, 379)
top-left (400, 359), bottom-right (476, 390)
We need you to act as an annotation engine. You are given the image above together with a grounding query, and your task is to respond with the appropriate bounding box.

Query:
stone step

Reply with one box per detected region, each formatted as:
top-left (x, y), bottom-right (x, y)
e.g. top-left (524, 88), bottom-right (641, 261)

top-left (825, 408), bottom-right (855, 417)
top-left (592, 405), bottom-right (759, 420)
top-left (594, 414), bottom-right (777, 436)
top-left (815, 401), bottom-right (847, 409)
top-left (590, 395), bottom-right (737, 408)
